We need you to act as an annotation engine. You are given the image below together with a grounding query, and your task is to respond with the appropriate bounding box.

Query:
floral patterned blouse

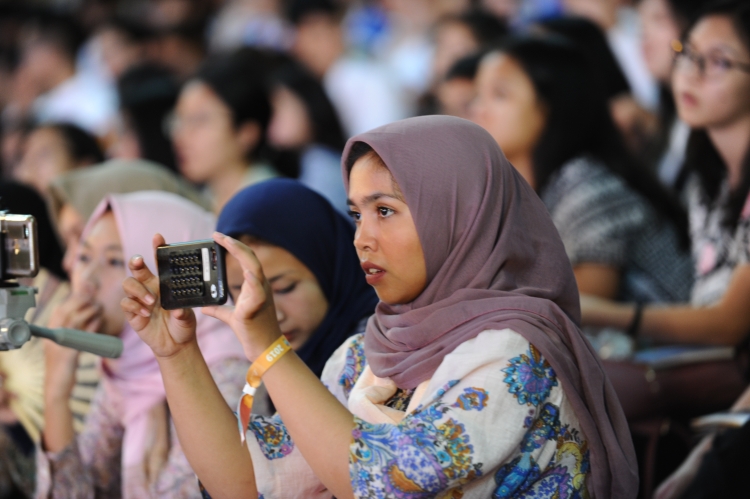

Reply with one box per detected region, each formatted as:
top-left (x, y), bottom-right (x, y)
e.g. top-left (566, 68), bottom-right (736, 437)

top-left (239, 329), bottom-right (590, 499)
top-left (35, 358), bottom-right (249, 499)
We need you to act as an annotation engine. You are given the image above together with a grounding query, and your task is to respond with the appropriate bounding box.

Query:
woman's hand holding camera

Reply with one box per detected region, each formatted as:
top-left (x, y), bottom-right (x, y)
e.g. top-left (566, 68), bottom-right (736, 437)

top-left (202, 232), bottom-right (283, 362)
top-left (121, 234), bottom-right (198, 360)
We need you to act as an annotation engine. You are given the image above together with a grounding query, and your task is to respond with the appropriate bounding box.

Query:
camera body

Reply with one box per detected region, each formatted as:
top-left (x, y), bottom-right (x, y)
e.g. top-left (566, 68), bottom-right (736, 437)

top-left (156, 240), bottom-right (228, 310)
top-left (0, 212), bottom-right (38, 279)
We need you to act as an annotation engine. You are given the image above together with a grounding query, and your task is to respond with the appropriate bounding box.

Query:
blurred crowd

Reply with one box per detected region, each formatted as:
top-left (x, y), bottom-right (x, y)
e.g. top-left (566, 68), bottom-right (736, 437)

top-left (0, 0), bottom-right (748, 498)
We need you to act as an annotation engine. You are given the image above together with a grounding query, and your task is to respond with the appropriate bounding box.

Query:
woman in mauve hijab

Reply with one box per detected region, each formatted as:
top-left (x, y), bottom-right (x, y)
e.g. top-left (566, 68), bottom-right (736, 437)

top-left (122, 116), bottom-right (637, 498)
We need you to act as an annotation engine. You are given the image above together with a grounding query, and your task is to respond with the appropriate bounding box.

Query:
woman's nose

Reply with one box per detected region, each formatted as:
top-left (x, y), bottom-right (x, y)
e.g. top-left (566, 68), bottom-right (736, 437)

top-left (62, 243), bottom-right (77, 276)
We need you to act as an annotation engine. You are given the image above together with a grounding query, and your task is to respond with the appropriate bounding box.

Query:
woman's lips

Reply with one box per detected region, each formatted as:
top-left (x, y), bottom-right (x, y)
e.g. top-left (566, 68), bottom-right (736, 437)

top-left (361, 262), bottom-right (386, 285)
top-left (679, 91), bottom-right (699, 108)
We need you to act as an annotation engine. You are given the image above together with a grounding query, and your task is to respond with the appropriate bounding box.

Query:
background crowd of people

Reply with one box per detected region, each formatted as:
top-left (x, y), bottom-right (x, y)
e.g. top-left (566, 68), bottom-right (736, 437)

top-left (0, 0), bottom-right (748, 498)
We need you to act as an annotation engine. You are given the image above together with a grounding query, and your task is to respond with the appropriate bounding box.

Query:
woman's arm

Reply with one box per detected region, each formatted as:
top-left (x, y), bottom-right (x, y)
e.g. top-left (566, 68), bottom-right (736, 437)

top-left (121, 242), bottom-right (258, 499)
top-left (581, 264), bottom-right (750, 345)
top-left (123, 234), bottom-right (356, 499)
top-left (573, 263), bottom-right (620, 299)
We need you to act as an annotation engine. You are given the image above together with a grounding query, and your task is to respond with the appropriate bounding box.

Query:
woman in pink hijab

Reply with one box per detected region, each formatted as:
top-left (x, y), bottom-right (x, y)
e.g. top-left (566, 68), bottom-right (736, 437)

top-left (123, 116), bottom-right (637, 498)
top-left (37, 191), bottom-right (248, 498)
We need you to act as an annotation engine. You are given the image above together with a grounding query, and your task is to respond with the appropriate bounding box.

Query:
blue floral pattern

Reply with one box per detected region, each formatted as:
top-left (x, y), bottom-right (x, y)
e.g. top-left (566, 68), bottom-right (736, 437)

top-left (493, 403), bottom-right (589, 498)
top-left (339, 333), bottom-right (367, 398)
top-left (453, 388), bottom-right (489, 412)
top-left (502, 345), bottom-right (558, 407)
top-left (249, 414), bottom-right (294, 460)
top-left (350, 401), bottom-right (483, 498)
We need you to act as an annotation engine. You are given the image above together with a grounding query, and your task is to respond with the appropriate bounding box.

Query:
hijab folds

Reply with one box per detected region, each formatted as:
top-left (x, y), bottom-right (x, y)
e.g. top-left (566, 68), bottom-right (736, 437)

top-left (217, 179), bottom-right (377, 377)
top-left (342, 116), bottom-right (637, 499)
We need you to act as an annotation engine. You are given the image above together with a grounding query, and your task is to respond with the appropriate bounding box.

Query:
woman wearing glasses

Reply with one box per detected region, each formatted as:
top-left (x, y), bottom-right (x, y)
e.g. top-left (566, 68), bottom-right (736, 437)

top-left (582, 0), bottom-right (750, 350)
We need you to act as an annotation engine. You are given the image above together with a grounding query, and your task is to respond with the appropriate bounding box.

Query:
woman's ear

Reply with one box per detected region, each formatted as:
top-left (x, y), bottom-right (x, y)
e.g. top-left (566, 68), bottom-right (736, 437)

top-left (236, 121), bottom-right (262, 159)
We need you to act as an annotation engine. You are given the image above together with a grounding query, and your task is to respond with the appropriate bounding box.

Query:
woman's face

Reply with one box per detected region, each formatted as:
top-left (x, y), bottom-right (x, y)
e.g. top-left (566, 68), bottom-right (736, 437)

top-left (639, 0), bottom-right (682, 83)
top-left (267, 86), bottom-right (313, 150)
top-left (471, 52), bottom-right (546, 165)
top-left (672, 15), bottom-right (750, 130)
top-left (171, 81), bottom-right (250, 184)
top-left (225, 238), bottom-right (329, 351)
top-left (348, 154), bottom-right (427, 305)
top-left (71, 212), bottom-right (126, 337)
top-left (16, 128), bottom-right (76, 194)
top-left (58, 203), bottom-right (85, 275)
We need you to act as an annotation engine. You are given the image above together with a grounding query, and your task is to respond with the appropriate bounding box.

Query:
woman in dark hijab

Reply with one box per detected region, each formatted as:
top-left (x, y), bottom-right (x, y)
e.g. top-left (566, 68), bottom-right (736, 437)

top-left (217, 178), bottom-right (376, 381)
top-left (122, 116), bottom-right (637, 499)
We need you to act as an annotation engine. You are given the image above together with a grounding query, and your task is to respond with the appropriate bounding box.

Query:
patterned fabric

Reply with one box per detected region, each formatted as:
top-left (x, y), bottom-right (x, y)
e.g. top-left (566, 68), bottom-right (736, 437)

top-left (244, 329), bottom-right (589, 498)
top-left (687, 175), bottom-right (750, 307)
top-left (35, 358), bottom-right (248, 499)
top-left (541, 157), bottom-right (693, 303)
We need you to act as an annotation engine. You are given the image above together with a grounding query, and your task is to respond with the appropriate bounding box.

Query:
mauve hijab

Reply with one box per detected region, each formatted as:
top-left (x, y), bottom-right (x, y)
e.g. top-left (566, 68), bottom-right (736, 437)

top-left (342, 116), bottom-right (637, 499)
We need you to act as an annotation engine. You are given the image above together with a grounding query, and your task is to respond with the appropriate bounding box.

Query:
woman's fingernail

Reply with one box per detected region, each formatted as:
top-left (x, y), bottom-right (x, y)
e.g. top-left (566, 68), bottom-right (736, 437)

top-left (133, 255), bottom-right (143, 263)
top-left (140, 308), bottom-right (151, 317)
top-left (144, 294), bottom-right (155, 305)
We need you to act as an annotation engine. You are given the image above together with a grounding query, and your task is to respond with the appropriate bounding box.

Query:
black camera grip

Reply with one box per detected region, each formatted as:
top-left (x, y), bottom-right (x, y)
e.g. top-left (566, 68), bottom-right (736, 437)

top-left (29, 325), bottom-right (123, 358)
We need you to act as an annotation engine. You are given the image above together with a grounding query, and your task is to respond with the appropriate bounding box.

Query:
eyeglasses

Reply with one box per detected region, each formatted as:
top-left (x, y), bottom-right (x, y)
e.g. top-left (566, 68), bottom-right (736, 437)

top-left (672, 39), bottom-right (750, 79)
top-left (163, 110), bottom-right (232, 136)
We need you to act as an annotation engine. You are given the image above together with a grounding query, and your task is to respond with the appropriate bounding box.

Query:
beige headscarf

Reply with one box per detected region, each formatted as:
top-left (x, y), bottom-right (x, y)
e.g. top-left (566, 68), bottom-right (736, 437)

top-left (48, 159), bottom-right (210, 221)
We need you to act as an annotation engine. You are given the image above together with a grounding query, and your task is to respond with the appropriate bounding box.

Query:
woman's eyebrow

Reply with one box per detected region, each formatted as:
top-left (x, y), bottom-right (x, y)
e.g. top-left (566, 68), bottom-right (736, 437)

top-left (103, 244), bottom-right (123, 252)
top-left (268, 272), bottom-right (290, 284)
top-left (347, 192), bottom-right (400, 207)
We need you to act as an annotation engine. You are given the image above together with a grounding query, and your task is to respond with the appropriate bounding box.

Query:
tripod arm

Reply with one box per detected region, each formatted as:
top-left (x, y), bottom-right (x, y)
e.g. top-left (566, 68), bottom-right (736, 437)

top-left (29, 325), bottom-right (123, 358)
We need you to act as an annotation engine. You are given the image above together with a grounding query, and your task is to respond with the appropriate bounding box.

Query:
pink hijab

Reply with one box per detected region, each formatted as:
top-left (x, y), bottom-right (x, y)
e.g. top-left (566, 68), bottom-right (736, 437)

top-left (342, 116), bottom-right (638, 499)
top-left (83, 191), bottom-right (245, 469)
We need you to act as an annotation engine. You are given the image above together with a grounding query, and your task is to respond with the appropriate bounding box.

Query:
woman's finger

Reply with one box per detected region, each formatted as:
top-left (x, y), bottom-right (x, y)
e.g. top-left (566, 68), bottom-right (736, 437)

top-left (128, 255), bottom-right (158, 286)
top-left (121, 296), bottom-right (152, 318)
top-left (212, 232), bottom-right (265, 279)
top-left (200, 304), bottom-right (234, 324)
top-left (123, 276), bottom-right (157, 308)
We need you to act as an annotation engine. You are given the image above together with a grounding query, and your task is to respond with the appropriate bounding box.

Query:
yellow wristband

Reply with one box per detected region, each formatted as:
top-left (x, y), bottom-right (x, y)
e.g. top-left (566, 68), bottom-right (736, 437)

top-left (237, 336), bottom-right (291, 442)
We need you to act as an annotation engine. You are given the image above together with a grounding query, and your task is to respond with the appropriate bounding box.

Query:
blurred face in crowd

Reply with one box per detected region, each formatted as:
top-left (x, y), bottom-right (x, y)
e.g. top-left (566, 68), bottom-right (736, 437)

top-left (171, 81), bottom-right (257, 184)
top-left (17, 127), bottom-right (78, 194)
top-left (436, 76), bottom-right (476, 119)
top-left (433, 20), bottom-right (479, 83)
top-left (348, 153), bottom-right (427, 305)
top-left (639, 0), bottom-right (682, 83)
top-left (471, 52), bottom-right (546, 181)
top-left (267, 86), bottom-right (313, 150)
top-left (58, 203), bottom-right (85, 275)
top-left (71, 211), bottom-right (126, 337)
top-left (672, 15), bottom-right (750, 130)
top-left (226, 237), bottom-right (328, 351)
top-left (96, 26), bottom-right (142, 78)
top-left (293, 13), bottom-right (344, 78)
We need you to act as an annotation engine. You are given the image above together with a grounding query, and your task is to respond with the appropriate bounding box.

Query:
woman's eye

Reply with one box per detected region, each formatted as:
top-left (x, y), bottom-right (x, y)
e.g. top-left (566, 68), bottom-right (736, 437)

top-left (274, 283), bottom-right (297, 295)
top-left (77, 254), bottom-right (90, 263)
top-left (378, 207), bottom-right (395, 217)
top-left (347, 210), bottom-right (361, 222)
top-left (108, 258), bottom-right (125, 267)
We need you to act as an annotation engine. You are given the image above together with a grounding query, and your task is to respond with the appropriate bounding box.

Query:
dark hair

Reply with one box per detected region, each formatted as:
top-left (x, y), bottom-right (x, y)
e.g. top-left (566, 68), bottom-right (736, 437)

top-left (272, 62), bottom-right (346, 151)
top-left (683, 0), bottom-right (750, 229)
top-left (439, 8), bottom-right (508, 47)
top-left (496, 35), bottom-right (688, 243)
top-left (665, 0), bottom-right (714, 31)
top-left (285, 0), bottom-right (342, 25)
top-left (193, 48), bottom-right (273, 161)
top-left (118, 63), bottom-right (179, 171)
top-left (345, 142), bottom-right (376, 171)
top-left (445, 51), bottom-right (485, 81)
top-left (24, 12), bottom-right (86, 62)
top-left (37, 123), bottom-right (105, 165)
top-left (537, 16), bottom-right (631, 101)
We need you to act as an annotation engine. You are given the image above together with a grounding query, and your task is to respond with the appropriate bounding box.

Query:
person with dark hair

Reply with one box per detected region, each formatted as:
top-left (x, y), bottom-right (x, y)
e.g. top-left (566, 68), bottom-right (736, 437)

top-left (286, 0), bottom-right (406, 136)
top-left (638, 0), bottom-right (712, 195)
top-left (153, 21), bottom-right (208, 81)
top-left (15, 122), bottom-right (104, 195)
top-left (581, 0), bottom-right (750, 353)
top-left (169, 48), bottom-right (278, 213)
top-left (94, 16), bottom-right (152, 80)
top-left (114, 63), bottom-right (180, 172)
top-left (435, 51), bottom-right (484, 119)
top-left (472, 35), bottom-right (692, 306)
top-left (433, 9), bottom-right (508, 87)
top-left (267, 62), bottom-right (348, 214)
top-left (17, 14), bottom-right (117, 137)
